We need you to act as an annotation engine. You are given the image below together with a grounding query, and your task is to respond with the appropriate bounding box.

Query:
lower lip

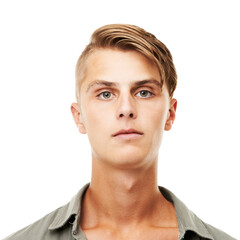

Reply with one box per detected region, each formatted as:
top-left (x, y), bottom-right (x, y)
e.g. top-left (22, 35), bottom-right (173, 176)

top-left (113, 133), bottom-right (143, 140)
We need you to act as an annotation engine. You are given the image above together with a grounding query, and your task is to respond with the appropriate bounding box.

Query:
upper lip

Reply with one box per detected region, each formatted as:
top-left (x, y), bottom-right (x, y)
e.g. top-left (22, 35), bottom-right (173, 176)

top-left (112, 128), bottom-right (144, 137)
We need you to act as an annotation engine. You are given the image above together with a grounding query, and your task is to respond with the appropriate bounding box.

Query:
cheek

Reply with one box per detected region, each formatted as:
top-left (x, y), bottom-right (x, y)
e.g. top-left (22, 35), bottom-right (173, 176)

top-left (84, 104), bottom-right (112, 138)
top-left (145, 101), bottom-right (168, 127)
top-left (144, 103), bottom-right (168, 141)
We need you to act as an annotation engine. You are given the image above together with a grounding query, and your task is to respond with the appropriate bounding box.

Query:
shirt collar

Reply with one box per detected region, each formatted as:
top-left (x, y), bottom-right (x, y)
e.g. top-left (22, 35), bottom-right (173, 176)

top-left (48, 183), bottom-right (213, 239)
top-left (48, 183), bottom-right (89, 231)
top-left (159, 186), bottom-right (213, 239)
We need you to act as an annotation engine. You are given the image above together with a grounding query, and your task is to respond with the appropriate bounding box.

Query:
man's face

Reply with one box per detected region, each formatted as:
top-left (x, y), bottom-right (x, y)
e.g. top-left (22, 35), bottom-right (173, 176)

top-left (72, 48), bottom-right (176, 169)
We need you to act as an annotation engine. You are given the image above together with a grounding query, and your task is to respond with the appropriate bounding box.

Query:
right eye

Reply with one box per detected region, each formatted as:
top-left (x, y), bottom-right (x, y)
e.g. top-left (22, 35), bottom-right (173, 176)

top-left (97, 91), bottom-right (114, 100)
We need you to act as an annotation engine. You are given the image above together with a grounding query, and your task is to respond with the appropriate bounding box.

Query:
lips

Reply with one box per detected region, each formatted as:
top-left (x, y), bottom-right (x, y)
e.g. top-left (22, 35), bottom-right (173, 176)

top-left (112, 128), bottom-right (143, 137)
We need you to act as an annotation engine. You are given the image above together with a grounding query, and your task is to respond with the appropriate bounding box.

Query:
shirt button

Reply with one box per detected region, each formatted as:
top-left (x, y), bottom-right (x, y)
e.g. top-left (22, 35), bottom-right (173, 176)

top-left (73, 230), bottom-right (77, 235)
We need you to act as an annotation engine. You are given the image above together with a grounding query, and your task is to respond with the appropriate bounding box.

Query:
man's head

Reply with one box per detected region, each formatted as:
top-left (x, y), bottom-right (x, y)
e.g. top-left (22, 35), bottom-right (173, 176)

top-left (75, 24), bottom-right (177, 103)
top-left (72, 24), bottom-right (177, 169)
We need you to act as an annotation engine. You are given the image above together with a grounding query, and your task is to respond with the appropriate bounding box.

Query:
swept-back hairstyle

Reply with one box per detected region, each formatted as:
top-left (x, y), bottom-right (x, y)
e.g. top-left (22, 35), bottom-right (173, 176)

top-left (75, 24), bottom-right (177, 101)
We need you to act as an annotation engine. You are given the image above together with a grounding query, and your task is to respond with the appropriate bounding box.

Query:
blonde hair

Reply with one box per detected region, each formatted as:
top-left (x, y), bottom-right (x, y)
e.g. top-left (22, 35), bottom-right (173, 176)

top-left (75, 24), bottom-right (177, 101)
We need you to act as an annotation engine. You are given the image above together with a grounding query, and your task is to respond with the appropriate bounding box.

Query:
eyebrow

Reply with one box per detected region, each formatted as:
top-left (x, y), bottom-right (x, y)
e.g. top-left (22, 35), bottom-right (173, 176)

top-left (133, 79), bottom-right (162, 88)
top-left (86, 79), bottom-right (162, 92)
top-left (86, 80), bottom-right (117, 92)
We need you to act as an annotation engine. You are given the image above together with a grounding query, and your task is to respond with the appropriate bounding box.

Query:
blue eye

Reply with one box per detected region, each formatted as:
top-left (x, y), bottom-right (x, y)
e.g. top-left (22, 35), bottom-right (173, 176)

top-left (136, 90), bottom-right (153, 98)
top-left (98, 91), bottom-right (113, 100)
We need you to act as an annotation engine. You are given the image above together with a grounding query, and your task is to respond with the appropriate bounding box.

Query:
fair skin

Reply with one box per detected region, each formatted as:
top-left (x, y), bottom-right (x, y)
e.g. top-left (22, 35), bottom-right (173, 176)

top-left (71, 48), bottom-right (178, 240)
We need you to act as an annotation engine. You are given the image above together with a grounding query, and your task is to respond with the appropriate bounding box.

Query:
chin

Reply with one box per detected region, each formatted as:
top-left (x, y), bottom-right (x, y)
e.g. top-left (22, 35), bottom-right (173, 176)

top-left (109, 150), bottom-right (150, 170)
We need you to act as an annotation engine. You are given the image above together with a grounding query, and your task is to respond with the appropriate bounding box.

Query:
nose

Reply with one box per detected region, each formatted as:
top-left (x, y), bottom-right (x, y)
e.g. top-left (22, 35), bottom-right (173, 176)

top-left (116, 94), bottom-right (137, 120)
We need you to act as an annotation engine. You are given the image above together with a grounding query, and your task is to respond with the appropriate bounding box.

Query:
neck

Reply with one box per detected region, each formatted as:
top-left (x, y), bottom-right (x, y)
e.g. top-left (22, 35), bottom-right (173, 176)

top-left (80, 156), bottom-right (166, 228)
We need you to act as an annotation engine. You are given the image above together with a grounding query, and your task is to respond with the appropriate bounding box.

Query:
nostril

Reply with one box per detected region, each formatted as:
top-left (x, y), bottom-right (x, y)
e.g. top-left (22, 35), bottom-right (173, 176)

top-left (118, 113), bottom-right (134, 118)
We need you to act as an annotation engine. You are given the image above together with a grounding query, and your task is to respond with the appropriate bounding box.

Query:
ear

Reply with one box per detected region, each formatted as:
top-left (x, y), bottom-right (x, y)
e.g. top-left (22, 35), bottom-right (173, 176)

top-left (71, 102), bottom-right (87, 134)
top-left (164, 98), bottom-right (177, 131)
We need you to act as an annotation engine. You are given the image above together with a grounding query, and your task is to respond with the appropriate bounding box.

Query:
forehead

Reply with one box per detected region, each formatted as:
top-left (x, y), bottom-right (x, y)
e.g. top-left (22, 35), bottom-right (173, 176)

top-left (83, 48), bottom-right (161, 86)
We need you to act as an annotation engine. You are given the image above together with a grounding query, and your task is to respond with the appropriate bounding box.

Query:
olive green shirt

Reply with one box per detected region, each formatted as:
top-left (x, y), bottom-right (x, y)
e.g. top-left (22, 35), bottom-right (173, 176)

top-left (3, 183), bottom-right (236, 240)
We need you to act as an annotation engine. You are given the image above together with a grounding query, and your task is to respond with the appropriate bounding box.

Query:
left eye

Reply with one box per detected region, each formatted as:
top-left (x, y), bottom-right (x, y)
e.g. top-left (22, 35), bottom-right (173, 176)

top-left (136, 90), bottom-right (153, 98)
top-left (98, 91), bottom-right (113, 100)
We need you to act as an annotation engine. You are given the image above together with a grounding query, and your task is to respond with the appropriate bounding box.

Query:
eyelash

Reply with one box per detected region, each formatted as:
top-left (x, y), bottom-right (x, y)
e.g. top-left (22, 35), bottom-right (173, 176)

top-left (97, 91), bottom-right (114, 100)
top-left (96, 89), bottom-right (154, 100)
top-left (136, 90), bottom-right (153, 98)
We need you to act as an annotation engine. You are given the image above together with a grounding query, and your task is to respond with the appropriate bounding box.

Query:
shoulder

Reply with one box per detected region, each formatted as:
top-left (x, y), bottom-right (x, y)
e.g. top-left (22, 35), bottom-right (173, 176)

top-left (201, 221), bottom-right (237, 240)
top-left (159, 186), bottom-right (237, 240)
top-left (2, 184), bottom-right (89, 240)
top-left (2, 207), bottom-right (62, 240)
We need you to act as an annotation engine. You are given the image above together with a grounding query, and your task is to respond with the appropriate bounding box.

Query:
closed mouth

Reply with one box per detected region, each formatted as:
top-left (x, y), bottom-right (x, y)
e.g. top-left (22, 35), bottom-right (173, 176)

top-left (112, 129), bottom-right (144, 137)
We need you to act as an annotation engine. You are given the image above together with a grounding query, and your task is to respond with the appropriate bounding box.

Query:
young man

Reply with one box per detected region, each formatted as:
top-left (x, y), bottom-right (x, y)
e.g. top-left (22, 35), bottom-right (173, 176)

top-left (4, 24), bottom-right (235, 240)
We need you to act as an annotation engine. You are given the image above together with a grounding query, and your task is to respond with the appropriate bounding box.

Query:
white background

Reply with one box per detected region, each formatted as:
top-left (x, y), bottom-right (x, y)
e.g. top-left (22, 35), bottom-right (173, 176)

top-left (0, 0), bottom-right (239, 239)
